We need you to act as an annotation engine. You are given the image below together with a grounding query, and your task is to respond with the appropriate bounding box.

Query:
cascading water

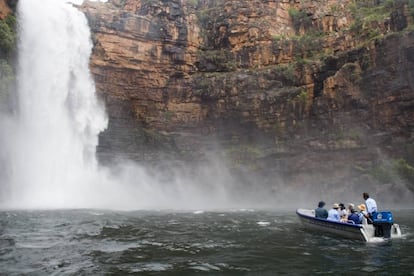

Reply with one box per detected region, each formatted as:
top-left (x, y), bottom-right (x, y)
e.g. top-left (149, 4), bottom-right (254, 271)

top-left (3, 0), bottom-right (108, 208)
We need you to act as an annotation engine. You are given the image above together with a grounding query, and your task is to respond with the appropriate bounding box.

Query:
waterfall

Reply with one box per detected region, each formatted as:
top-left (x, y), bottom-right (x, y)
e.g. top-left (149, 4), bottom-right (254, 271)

top-left (2, 0), bottom-right (107, 208)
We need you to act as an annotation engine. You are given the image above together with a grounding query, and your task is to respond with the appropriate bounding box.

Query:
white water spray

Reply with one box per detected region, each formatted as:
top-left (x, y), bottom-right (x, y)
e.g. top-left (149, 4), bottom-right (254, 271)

top-left (4, 0), bottom-right (107, 208)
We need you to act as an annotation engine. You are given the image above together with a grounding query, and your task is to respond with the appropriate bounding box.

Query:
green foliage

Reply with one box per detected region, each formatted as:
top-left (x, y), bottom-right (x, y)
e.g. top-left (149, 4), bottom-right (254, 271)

top-left (0, 59), bottom-right (14, 105)
top-left (272, 35), bottom-right (284, 43)
top-left (196, 9), bottom-right (214, 27)
top-left (371, 163), bottom-right (394, 183)
top-left (273, 31), bottom-right (325, 61)
top-left (161, 110), bottom-right (174, 122)
top-left (0, 15), bottom-right (16, 105)
top-left (288, 8), bottom-right (312, 34)
top-left (329, 4), bottom-right (341, 16)
top-left (197, 49), bottom-right (237, 72)
top-left (350, 0), bottom-right (414, 40)
top-left (141, 0), bottom-right (156, 5)
top-left (286, 88), bottom-right (308, 105)
top-left (293, 31), bottom-right (324, 59)
top-left (370, 158), bottom-right (414, 191)
top-left (342, 63), bottom-right (362, 82)
top-left (296, 89), bottom-right (308, 103)
top-left (187, 0), bottom-right (199, 7)
top-left (272, 63), bottom-right (296, 84)
top-left (409, 0), bottom-right (414, 20)
top-left (0, 15), bottom-right (16, 59)
top-left (224, 144), bottom-right (264, 170)
top-left (393, 158), bottom-right (414, 183)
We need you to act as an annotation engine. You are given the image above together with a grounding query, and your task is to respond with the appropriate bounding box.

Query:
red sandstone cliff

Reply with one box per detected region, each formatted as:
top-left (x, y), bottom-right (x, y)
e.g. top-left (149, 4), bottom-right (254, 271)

top-left (81, 0), bottom-right (414, 195)
top-left (0, 0), bottom-right (11, 19)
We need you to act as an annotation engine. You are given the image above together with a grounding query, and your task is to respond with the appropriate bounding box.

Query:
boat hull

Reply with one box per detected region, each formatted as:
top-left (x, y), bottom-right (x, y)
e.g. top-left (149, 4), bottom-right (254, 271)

top-left (296, 209), bottom-right (402, 242)
top-left (296, 209), bottom-right (365, 241)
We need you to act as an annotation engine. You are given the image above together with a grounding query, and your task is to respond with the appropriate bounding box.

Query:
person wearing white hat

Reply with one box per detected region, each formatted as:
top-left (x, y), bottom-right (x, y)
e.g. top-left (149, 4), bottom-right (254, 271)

top-left (327, 203), bottom-right (340, 221)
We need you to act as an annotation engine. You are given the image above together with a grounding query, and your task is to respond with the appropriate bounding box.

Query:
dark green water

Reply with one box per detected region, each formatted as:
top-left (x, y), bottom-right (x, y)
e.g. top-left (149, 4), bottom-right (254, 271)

top-left (0, 209), bottom-right (413, 275)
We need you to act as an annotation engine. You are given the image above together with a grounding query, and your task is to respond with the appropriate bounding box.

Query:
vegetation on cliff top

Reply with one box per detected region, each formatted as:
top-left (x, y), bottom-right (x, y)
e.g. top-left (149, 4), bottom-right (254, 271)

top-left (0, 14), bottom-right (16, 109)
top-left (350, 0), bottom-right (414, 40)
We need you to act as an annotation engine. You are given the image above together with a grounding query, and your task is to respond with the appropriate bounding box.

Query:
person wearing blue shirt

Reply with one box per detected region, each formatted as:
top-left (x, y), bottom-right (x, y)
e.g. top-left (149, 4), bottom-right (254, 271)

top-left (327, 203), bottom-right (340, 221)
top-left (347, 206), bottom-right (361, 224)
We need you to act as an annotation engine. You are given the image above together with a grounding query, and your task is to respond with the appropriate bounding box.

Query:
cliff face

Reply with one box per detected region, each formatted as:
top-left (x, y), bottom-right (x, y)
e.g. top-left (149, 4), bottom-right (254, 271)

top-left (81, 0), bottom-right (414, 196)
top-left (0, 0), bottom-right (11, 19)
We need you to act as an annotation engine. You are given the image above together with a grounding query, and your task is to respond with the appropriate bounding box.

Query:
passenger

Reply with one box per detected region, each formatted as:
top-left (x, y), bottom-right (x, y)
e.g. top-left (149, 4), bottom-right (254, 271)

top-left (339, 203), bottom-right (347, 222)
top-left (347, 203), bottom-right (355, 215)
top-left (347, 205), bottom-right (361, 224)
top-left (363, 192), bottom-right (378, 220)
top-left (357, 204), bottom-right (368, 224)
top-left (315, 201), bottom-right (328, 219)
top-left (327, 203), bottom-right (340, 221)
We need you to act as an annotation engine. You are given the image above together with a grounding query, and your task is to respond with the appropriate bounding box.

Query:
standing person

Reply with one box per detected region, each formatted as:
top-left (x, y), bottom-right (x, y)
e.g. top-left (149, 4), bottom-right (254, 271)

top-left (327, 203), bottom-right (340, 221)
top-left (315, 201), bottom-right (328, 219)
top-left (363, 192), bottom-right (383, 236)
top-left (363, 192), bottom-right (378, 219)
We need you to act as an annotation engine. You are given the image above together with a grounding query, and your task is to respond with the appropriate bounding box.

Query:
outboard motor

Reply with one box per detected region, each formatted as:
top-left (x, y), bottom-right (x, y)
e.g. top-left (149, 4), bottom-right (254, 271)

top-left (372, 211), bottom-right (393, 238)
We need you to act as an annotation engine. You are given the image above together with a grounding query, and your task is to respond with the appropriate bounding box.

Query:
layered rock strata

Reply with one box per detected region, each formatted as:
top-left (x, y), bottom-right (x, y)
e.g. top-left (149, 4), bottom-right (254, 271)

top-left (79, 0), bottom-right (414, 197)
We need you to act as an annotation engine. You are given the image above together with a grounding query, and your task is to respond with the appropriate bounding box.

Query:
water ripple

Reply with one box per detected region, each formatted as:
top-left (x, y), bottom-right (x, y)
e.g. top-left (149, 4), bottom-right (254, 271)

top-left (0, 209), bottom-right (412, 275)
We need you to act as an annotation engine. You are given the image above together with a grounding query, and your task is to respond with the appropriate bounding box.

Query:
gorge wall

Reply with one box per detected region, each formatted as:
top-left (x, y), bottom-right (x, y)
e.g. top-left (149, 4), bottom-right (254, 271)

top-left (79, 0), bottom-right (414, 199)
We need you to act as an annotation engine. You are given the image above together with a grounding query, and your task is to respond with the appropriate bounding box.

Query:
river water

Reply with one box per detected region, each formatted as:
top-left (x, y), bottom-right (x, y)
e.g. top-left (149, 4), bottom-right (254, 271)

top-left (0, 209), bottom-right (412, 275)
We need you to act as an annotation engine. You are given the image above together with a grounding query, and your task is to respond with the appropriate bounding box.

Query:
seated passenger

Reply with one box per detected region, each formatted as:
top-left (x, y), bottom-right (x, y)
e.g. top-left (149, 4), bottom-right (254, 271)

top-left (339, 203), bottom-right (347, 222)
top-left (347, 203), bottom-right (355, 215)
top-left (357, 204), bottom-right (368, 224)
top-left (315, 201), bottom-right (328, 219)
top-left (327, 203), bottom-right (340, 221)
top-left (347, 205), bottom-right (361, 224)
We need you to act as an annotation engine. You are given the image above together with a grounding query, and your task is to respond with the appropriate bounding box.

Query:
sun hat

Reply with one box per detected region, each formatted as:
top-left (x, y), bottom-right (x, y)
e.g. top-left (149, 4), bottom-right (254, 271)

top-left (358, 204), bottom-right (366, 211)
top-left (333, 203), bottom-right (339, 209)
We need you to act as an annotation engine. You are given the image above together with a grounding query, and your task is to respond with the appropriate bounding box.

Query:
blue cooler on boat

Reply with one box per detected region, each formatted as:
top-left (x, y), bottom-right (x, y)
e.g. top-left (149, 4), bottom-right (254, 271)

top-left (372, 211), bottom-right (393, 238)
top-left (372, 211), bottom-right (393, 223)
